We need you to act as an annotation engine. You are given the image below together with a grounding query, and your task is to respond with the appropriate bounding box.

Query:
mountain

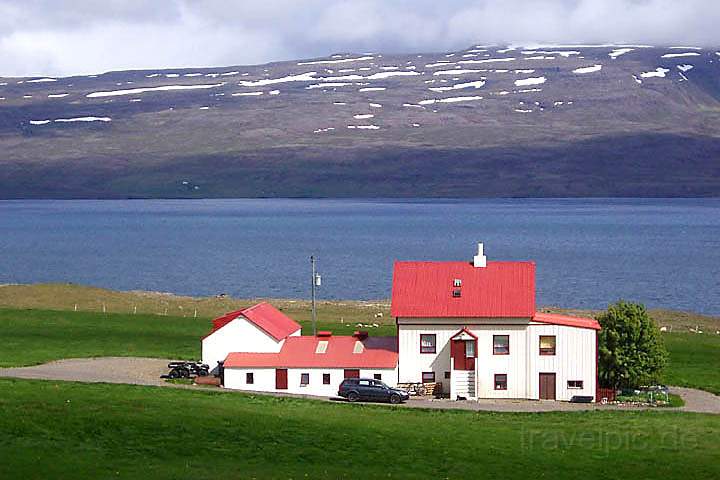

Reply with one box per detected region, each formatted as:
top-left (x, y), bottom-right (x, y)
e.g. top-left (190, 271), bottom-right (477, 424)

top-left (1, 44), bottom-right (719, 198)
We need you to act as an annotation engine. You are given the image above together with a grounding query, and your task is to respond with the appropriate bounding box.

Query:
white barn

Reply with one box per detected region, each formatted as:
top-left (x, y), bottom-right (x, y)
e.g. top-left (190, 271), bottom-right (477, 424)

top-left (391, 244), bottom-right (600, 401)
top-left (201, 302), bottom-right (302, 374)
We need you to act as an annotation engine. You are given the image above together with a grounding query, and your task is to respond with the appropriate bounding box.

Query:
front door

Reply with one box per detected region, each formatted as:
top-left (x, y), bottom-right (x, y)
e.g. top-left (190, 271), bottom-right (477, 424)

top-left (344, 369), bottom-right (360, 379)
top-left (452, 339), bottom-right (476, 370)
top-left (275, 369), bottom-right (288, 390)
top-left (539, 373), bottom-right (556, 400)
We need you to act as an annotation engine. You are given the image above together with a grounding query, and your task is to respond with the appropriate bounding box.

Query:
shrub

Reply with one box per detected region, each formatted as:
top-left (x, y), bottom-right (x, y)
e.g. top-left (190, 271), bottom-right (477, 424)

top-left (598, 301), bottom-right (668, 389)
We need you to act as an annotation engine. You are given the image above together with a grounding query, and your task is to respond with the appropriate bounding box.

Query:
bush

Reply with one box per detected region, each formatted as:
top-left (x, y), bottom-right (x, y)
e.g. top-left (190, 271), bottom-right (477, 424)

top-left (598, 301), bottom-right (668, 390)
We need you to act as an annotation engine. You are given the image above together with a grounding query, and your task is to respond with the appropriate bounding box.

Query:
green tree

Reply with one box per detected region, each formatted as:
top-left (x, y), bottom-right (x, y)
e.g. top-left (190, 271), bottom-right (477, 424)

top-left (597, 301), bottom-right (668, 389)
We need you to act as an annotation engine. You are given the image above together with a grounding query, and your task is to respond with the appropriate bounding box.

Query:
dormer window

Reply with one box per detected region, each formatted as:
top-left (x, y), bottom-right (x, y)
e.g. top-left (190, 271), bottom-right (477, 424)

top-left (453, 278), bottom-right (462, 287)
top-left (452, 289), bottom-right (462, 298)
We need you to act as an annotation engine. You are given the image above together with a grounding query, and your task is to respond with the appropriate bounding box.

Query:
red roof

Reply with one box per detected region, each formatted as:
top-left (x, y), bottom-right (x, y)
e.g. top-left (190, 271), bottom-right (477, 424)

top-left (203, 302), bottom-right (301, 341)
top-left (532, 312), bottom-right (600, 330)
top-left (224, 335), bottom-right (398, 369)
top-left (391, 261), bottom-right (536, 318)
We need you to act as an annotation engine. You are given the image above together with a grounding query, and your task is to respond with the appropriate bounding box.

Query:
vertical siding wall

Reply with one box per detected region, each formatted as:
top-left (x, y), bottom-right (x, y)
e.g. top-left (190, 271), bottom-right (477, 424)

top-left (527, 325), bottom-right (596, 401)
top-left (398, 318), bottom-right (596, 400)
top-left (201, 318), bottom-right (286, 373)
top-left (224, 367), bottom-right (398, 397)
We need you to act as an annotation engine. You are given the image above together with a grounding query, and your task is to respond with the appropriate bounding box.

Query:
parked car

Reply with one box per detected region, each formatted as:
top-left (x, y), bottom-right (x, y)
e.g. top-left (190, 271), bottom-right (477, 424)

top-left (338, 378), bottom-right (410, 404)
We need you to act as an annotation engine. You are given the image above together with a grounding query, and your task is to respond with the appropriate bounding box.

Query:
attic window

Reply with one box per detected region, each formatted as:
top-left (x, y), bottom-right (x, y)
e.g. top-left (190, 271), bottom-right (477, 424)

top-left (453, 278), bottom-right (462, 287)
top-left (452, 289), bottom-right (462, 298)
top-left (315, 340), bottom-right (328, 354)
top-left (353, 341), bottom-right (365, 354)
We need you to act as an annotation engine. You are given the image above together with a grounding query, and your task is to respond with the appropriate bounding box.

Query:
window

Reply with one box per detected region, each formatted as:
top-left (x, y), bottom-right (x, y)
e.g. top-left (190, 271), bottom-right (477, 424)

top-left (323, 373), bottom-right (331, 385)
top-left (453, 278), bottom-right (462, 287)
top-left (539, 336), bottom-right (556, 355)
top-left (315, 340), bottom-right (328, 354)
top-left (494, 374), bottom-right (508, 390)
top-left (246, 372), bottom-right (254, 384)
top-left (465, 340), bottom-right (475, 358)
top-left (493, 335), bottom-right (510, 355)
top-left (374, 373), bottom-right (382, 380)
top-left (422, 371), bottom-right (435, 383)
top-left (567, 380), bottom-right (584, 389)
top-left (452, 289), bottom-right (462, 298)
top-left (300, 373), bottom-right (310, 385)
top-left (420, 334), bottom-right (436, 354)
top-left (444, 371), bottom-right (451, 379)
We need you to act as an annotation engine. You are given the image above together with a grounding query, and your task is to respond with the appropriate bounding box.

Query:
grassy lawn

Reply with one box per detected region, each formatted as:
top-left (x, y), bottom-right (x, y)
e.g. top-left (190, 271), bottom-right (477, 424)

top-left (0, 378), bottom-right (718, 480)
top-left (663, 332), bottom-right (720, 395)
top-left (0, 308), bottom-right (395, 368)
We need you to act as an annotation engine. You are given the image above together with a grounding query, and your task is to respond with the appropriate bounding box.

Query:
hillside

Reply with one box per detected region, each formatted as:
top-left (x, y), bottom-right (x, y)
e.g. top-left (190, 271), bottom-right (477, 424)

top-left (1, 44), bottom-right (719, 198)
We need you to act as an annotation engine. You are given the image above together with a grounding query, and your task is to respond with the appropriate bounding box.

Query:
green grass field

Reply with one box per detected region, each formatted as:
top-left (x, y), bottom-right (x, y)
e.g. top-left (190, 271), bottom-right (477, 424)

top-left (0, 378), bottom-right (718, 480)
top-left (0, 308), bottom-right (395, 368)
top-left (663, 333), bottom-right (720, 395)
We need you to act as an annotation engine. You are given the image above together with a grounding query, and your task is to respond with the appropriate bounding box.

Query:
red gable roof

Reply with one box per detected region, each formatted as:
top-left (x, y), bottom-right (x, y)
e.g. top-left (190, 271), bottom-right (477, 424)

top-left (391, 261), bottom-right (536, 318)
top-left (224, 335), bottom-right (398, 369)
top-left (532, 312), bottom-right (600, 330)
top-left (204, 302), bottom-right (301, 341)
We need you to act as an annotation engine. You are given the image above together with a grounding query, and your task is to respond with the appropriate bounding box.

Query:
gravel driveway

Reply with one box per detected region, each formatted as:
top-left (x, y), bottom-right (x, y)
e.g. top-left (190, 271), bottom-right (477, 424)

top-left (2, 357), bottom-right (719, 414)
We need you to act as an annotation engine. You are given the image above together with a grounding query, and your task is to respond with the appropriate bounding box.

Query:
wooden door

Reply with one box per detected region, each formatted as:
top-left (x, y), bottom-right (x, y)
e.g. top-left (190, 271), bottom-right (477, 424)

top-left (344, 369), bottom-right (360, 379)
top-left (451, 340), bottom-right (476, 370)
top-left (275, 369), bottom-right (288, 390)
top-left (539, 373), bottom-right (556, 400)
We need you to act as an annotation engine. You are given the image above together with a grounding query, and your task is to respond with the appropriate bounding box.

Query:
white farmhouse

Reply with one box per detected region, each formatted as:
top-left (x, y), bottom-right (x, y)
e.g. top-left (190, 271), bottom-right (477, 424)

top-left (392, 243), bottom-right (600, 401)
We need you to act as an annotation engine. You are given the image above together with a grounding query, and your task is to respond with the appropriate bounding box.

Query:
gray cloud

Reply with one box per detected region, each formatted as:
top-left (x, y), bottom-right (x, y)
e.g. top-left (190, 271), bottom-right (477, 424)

top-left (0, 0), bottom-right (716, 77)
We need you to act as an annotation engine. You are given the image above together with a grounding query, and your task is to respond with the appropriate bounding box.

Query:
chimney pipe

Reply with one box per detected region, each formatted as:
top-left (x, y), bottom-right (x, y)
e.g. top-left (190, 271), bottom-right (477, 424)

top-left (473, 242), bottom-right (487, 268)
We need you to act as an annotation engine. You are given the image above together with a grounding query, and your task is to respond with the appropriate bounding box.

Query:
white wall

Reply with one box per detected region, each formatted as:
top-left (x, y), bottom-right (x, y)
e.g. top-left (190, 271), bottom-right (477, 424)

top-left (224, 366), bottom-right (398, 397)
top-left (201, 316), bottom-right (298, 373)
top-left (527, 324), bottom-right (597, 401)
top-left (397, 317), bottom-right (596, 401)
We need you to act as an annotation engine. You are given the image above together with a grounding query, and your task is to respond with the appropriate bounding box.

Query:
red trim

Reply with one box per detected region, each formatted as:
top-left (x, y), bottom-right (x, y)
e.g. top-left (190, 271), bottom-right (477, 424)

top-left (422, 371), bottom-right (436, 383)
top-left (493, 334), bottom-right (510, 355)
top-left (450, 326), bottom-right (479, 340)
top-left (532, 312), bottom-right (600, 330)
top-left (494, 374), bottom-right (508, 390)
top-left (420, 333), bottom-right (437, 354)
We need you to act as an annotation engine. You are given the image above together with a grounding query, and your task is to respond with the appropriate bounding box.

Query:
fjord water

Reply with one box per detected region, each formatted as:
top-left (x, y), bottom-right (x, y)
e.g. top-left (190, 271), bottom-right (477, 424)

top-left (1, 198), bottom-right (718, 314)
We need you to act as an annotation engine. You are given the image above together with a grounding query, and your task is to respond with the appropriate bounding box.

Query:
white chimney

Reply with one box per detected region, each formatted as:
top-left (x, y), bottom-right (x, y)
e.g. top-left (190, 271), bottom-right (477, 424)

top-left (473, 242), bottom-right (487, 268)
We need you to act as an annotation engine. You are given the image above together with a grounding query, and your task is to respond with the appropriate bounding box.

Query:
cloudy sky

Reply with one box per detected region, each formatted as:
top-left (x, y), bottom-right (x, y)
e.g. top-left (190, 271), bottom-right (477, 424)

top-left (1, 0), bottom-right (716, 77)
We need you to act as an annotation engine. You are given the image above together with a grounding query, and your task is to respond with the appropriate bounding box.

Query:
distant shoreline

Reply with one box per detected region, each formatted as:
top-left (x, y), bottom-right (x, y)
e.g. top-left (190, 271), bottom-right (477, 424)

top-left (1, 283), bottom-right (718, 331)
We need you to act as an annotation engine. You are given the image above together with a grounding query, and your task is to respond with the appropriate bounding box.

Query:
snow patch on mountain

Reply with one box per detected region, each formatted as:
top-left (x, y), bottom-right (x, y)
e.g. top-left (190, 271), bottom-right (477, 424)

top-left (515, 77), bottom-right (546, 87)
top-left (573, 65), bottom-right (602, 74)
top-left (87, 83), bottom-right (225, 98)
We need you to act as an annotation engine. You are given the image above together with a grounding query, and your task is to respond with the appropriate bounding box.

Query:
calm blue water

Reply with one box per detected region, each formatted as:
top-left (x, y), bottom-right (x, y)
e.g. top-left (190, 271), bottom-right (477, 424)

top-left (1, 199), bottom-right (719, 314)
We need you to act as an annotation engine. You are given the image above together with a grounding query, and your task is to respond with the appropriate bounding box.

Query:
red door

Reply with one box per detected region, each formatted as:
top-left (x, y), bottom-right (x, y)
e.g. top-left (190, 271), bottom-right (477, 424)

top-left (451, 340), bottom-right (476, 370)
top-left (275, 369), bottom-right (288, 390)
top-left (344, 369), bottom-right (360, 379)
top-left (539, 373), bottom-right (556, 400)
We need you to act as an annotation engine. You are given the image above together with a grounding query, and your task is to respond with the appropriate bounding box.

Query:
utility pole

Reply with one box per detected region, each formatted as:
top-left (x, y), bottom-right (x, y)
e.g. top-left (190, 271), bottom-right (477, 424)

top-left (310, 255), bottom-right (321, 336)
